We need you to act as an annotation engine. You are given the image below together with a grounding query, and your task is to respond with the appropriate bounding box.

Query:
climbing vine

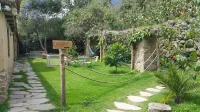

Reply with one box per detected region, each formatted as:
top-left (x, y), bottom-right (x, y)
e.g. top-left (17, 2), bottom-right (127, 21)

top-left (129, 28), bottom-right (154, 44)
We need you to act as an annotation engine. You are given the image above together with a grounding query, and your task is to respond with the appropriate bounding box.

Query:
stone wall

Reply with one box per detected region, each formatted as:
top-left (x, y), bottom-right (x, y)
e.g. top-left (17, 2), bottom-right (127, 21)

top-left (134, 36), bottom-right (158, 72)
top-left (0, 72), bottom-right (8, 104)
top-left (0, 11), bottom-right (15, 104)
top-left (159, 19), bottom-right (199, 57)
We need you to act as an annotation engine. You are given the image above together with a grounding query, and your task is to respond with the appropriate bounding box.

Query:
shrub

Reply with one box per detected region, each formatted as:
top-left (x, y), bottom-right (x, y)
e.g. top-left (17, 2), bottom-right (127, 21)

top-left (104, 42), bottom-right (125, 72)
top-left (155, 64), bottom-right (200, 104)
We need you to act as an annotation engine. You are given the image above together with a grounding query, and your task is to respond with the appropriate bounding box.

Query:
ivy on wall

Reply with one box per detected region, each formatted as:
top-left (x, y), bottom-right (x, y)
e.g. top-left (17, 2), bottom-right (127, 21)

top-left (128, 25), bottom-right (180, 44)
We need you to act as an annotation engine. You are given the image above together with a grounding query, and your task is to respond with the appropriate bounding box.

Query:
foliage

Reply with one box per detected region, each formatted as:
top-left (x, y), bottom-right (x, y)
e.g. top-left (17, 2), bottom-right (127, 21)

top-left (175, 55), bottom-right (188, 70)
top-left (65, 46), bottom-right (78, 58)
top-left (117, 0), bottom-right (197, 28)
top-left (104, 42), bottom-right (126, 72)
top-left (63, 0), bottom-right (116, 41)
top-left (129, 29), bottom-right (150, 43)
top-left (155, 64), bottom-right (200, 104)
top-left (23, 0), bottom-right (62, 14)
top-left (160, 27), bottom-right (179, 40)
top-left (18, 0), bottom-right (64, 52)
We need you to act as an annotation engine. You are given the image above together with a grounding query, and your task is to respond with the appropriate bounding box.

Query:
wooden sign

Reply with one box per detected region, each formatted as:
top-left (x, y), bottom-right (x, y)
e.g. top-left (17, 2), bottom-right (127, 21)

top-left (53, 40), bottom-right (72, 49)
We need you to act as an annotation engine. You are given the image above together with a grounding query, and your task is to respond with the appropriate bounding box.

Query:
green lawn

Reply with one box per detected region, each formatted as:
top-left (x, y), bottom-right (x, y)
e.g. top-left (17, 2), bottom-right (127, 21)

top-left (29, 58), bottom-right (157, 112)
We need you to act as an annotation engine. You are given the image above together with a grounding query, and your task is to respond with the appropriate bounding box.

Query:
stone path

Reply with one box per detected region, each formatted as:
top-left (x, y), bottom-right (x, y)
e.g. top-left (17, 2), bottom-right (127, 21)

top-left (8, 61), bottom-right (55, 112)
top-left (107, 85), bottom-right (165, 112)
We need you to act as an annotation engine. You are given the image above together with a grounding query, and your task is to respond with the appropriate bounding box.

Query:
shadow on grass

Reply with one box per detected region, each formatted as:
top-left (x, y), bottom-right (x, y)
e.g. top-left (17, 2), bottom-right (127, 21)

top-left (108, 70), bottom-right (129, 74)
top-left (30, 62), bottom-right (57, 72)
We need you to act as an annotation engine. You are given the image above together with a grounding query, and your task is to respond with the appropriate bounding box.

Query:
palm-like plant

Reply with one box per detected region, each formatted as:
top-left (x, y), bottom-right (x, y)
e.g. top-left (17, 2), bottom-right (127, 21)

top-left (155, 65), bottom-right (200, 104)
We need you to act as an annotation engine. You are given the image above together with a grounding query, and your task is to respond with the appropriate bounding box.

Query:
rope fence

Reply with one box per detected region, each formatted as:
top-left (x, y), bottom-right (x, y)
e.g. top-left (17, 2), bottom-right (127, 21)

top-left (66, 55), bottom-right (158, 84)
top-left (74, 48), bottom-right (157, 76)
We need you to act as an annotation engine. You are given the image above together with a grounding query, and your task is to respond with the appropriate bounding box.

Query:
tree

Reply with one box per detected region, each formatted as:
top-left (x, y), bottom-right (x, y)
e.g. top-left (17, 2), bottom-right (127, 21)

top-left (63, 0), bottom-right (117, 41)
top-left (104, 42), bottom-right (126, 72)
top-left (18, 0), bottom-right (64, 52)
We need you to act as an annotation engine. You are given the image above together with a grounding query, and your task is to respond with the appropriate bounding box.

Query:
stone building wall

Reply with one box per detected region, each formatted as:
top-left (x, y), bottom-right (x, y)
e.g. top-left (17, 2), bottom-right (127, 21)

top-left (134, 36), bottom-right (158, 72)
top-left (159, 19), bottom-right (200, 57)
top-left (0, 11), bottom-right (15, 104)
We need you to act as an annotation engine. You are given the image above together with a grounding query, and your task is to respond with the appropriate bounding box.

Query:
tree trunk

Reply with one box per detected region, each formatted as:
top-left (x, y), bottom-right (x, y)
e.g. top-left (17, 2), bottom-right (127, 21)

top-left (100, 30), bottom-right (107, 62)
top-left (100, 44), bottom-right (103, 62)
top-left (131, 43), bottom-right (135, 70)
top-left (44, 37), bottom-right (47, 52)
top-left (36, 30), bottom-right (46, 51)
top-left (85, 38), bottom-right (90, 57)
top-left (39, 39), bottom-right (46, 51)
top-left (174, 96), bottom-right (182, 104)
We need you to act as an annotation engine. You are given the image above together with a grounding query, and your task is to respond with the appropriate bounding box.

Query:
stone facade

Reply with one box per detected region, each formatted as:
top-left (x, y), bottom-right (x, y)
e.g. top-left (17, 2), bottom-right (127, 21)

top-left (134, 36), bottom-right (158, 72)
top-left (159, 19), bottom-right (199, 57)
top-left (0, 0), bottom-right (21, 104)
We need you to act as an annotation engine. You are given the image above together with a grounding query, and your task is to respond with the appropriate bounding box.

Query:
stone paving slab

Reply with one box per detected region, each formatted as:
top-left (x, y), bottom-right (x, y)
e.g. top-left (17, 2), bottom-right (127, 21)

top-left (140, 91), bottom-right (153, 97)
top-left (10, 103), bottom-right (29, 107)
top-left (31, 87), bottom-right (45, 90)
top-left (9, 88), bottom-right (24, 91)
top-left (8, 60), bottom-right (55, 111)
top-left (30, 93), bottom-right (46, 99)
top-left (114, 102), bottom-right (141, 111)
top-left (146, 88), bottom-right (161, 92)
top-left (11, 75), bottom-right (23, 79)
top-left (156, 86), bottom-right (165, 89)
top-left (27, 104), bottom-right (56, 111)
top-left (10, 95), bottom-right (25, 99)
top-left (127, 95), bottom-right (147, 103)
top-left (11, 91), bottom-right (30, 95)
top-left (8, 107), bottom-right (28, 112)
top-left (26, 98), bottom-right (49, 105)
top-left (107, 109), bottom-right (124, 112)
top-left (28, 90), bottom-right (46, 93)
top-left (9, 99), bottom-right (27, 104)
top-left (30, 84), bottom-right (43, 87)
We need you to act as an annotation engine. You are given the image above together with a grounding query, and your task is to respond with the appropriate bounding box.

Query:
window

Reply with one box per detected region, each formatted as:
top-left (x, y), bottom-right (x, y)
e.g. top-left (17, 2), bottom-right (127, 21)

top-left (7, 28), bottom-right (10, 57)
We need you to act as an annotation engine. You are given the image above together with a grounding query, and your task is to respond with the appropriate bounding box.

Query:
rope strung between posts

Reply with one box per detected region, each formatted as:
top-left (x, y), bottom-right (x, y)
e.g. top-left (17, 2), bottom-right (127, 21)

top-left (75, 48), bottom-right (157, 76)
top-left (66, 55), bottom-right (158, 84)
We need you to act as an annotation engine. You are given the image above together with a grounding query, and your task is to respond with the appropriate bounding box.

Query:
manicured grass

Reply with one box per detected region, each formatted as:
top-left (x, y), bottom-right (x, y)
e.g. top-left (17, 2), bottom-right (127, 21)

top-left (140, 76), bottom-right (200, 112)
top-left (29, 58), bottom-right (157, 112)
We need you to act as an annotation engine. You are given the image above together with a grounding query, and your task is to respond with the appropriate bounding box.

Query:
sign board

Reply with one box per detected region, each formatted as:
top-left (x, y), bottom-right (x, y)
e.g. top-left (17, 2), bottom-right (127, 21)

top-left (53, 40), bottom-right (72, 49)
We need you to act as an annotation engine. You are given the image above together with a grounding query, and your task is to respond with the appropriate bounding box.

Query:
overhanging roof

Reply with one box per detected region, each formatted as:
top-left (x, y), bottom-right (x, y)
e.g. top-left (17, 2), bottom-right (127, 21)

top-left (0, 0), bottom-right (21, 13)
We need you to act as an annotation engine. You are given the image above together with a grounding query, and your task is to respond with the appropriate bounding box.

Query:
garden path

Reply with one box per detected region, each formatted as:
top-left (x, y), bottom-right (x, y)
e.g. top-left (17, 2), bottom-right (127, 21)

top-left (107, 85), bottom-right (165, 112)
top-left (8, 61), bottom-right (55, 112)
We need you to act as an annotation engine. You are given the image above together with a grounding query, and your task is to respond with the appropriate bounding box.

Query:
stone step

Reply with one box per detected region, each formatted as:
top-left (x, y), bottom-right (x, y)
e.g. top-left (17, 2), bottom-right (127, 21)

top-left (146, 88), bottom-right (161, 93)
top-left (107, 109), bottom-right (124, 112)
top-left (140, 91), bottom-right (153, 97)
top-left (26, 104), bottom-right (55, 111)
top-left (127, 95), bottom-right (147, 103)
top-left (156, 86), bottom-right (165, 90)
top-left (114, 102), bottom-right (141, 111)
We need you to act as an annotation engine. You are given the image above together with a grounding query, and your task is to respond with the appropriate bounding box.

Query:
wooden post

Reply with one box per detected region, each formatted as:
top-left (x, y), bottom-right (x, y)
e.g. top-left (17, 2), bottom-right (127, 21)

top-left (100, 30), bottom-right (106, 62)
top-left (131, 43), bottom-right (135, 70)
top-left (85, 38), bottom-right (90, 57)
top-left (59, 49), bottom-right (66, 106)
top-left (53, 40), bottom-right (72, 107)
top-left (100, 44), bottom-right (103, 62)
